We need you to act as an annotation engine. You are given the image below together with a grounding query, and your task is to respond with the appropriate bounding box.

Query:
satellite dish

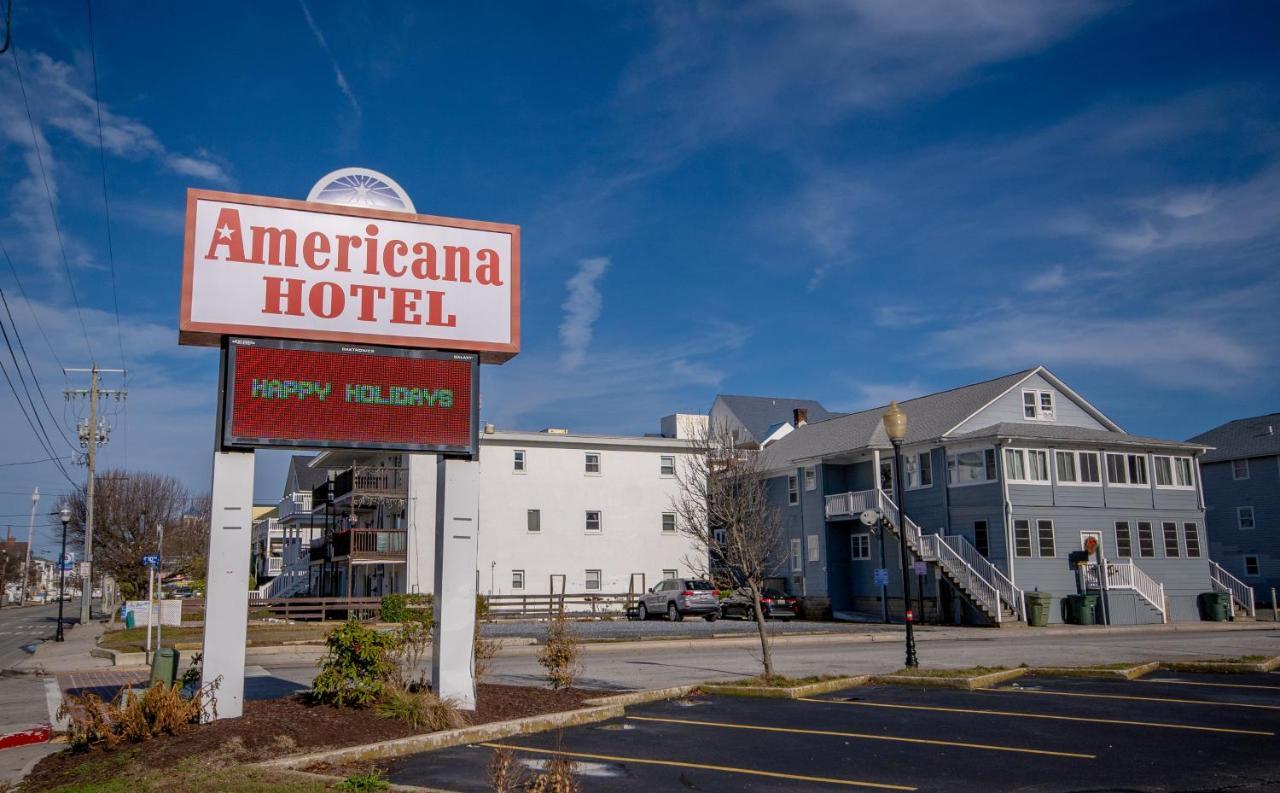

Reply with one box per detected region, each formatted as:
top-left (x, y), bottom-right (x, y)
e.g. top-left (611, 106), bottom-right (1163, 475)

top-left (859, 509), bottom-right (880, 527)
top-left (307, 167), bottom-right (416, 213)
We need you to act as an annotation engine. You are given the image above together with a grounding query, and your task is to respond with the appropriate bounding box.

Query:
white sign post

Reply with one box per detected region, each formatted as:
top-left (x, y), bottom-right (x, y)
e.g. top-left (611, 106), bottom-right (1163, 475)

top-left (199, 451), bottom-right (255, 719)
top-left (432, 457), bottom-right (480, 709)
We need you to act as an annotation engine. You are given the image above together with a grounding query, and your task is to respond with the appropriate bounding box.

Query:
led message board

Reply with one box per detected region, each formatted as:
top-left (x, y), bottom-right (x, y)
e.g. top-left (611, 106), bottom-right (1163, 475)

top-left (220, 337), bottom-right (478, 455)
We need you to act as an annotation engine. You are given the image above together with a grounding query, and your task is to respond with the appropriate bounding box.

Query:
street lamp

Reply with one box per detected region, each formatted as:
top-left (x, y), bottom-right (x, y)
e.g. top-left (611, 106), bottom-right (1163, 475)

top-left (882, 401), bottom-right (918, 668)
top-left (56, 506), bottom-right (71, 642)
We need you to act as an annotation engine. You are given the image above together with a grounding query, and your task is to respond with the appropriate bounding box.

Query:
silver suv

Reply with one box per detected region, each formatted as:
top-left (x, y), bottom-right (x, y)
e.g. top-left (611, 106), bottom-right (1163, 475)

top-left (637, 578), bottom-right (719, 622)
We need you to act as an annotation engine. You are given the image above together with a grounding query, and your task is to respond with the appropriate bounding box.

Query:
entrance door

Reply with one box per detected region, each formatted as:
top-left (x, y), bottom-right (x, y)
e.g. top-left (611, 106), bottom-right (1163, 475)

top-left (1080, 531), bottom-right (1103, 555)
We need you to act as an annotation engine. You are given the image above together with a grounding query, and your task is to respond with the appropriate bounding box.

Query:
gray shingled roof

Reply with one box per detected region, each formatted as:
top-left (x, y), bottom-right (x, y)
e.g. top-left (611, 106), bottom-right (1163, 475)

top-left (1188, 414), bottom-right (1280, 464)
top-left (947, 422), bottom-right (1202, 450)
top-left (760, 369), bottom-right (1036, 469)
top-left (716, 395), bottom-right (840, 445)
top-left (284, 454), bottom-right (331, 497)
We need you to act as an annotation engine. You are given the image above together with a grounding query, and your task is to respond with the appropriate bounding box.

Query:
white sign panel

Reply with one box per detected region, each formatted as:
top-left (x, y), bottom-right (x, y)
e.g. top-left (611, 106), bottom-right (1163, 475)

top-left (180, 190), bottom-right (520, 363)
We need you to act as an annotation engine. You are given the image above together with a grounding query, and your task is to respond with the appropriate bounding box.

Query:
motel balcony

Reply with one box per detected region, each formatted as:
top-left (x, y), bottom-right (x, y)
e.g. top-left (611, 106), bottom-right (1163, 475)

top-left (310, 528), bottom-right (408, 563)
top-left (824, 489), bottom-right (879, 519)
top-left (312, 467), bottom-right (409, 509)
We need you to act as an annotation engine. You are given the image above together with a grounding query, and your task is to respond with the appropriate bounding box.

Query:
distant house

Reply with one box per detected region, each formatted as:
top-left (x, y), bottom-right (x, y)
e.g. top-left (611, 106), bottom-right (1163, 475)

top-left (749, 366), bottom-right (1236, 625)
top-left (1189, 414), bottom-right (1279, 603)
top-left (710, 395), bottom-right (842, 449)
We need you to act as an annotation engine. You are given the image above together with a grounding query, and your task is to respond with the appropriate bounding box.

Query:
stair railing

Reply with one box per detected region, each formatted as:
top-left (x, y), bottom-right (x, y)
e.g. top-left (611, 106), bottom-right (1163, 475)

top-left (1086, 560), bottom-right (1167, 623)
top-left (1209, 560), bottom-right (1256, 618)
top-left (945, 534), bottom-right (1025, 621)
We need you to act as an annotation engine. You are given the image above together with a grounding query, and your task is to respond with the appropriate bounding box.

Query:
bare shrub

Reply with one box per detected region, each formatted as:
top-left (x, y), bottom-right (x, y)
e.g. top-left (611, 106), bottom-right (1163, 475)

top-left (487, 746), bottom-right (528, 792)
top-left (536, 613), bottom-right (581, 690)
top-left (474, 595), bottom-right (500, 683)
top-left (390, 620), bottom-right (432, 691)
top-left (60, 679), bottom-right (219, 750)
top-left (528, 757), bottom-right (581, 793)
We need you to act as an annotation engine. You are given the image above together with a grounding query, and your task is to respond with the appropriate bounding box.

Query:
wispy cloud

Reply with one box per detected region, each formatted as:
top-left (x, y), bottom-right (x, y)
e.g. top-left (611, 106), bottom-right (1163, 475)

top-left (298, 0), bottom-right (362, 117)
top-left (558, 257), bottom-right (610, 371)
top-left (873, 305), bottom-right (929, 329)
top-left (1023, 264), bottom-right (1067, 292)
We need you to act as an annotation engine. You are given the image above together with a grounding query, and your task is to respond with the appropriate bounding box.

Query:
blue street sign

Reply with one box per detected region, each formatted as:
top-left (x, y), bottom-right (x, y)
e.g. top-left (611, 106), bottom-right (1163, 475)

top-left (874, 568), bottom-right (889, 586)
top-left (142, 555), bottom-right (160, 567)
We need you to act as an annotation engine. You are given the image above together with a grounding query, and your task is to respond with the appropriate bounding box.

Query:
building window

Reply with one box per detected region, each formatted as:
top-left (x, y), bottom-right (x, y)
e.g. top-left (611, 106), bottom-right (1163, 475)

top-left (1005, 449), bottom-right (1049, 483)
top-left (790, 539), bottom-right (802, 572)
top-left (1244, 556), bottom-right (1260, 577)
top-left (585, 452), bottom-right (601, 474)
top-left (1037, 519), bottom-right (1056, 557)
top-left (851, 534), bottom-right (871, 560)
top-left (1183, 523), bottom-right (1201, 558)
top-left (1013, 519), bottom-right (1032, 558)
top-left (974, 520), bottom-right (989, 557)
top-left (1137, 522), bottom-right (1155, 557)
top-left (527, 509), bottom-right (541, 533)
top-left (1023, 389), bottom-right (1056, 421)
top-left (585, 570), bottom-right (601, 590)
top-left (663, 569), bottom-right (678, 580)
top-left (1115, 522), bottom-right (1132, 558)
top-left (806, 534), bottom-right (820, 563)
top-left (880, 460), bottom-right (894, 494)
top-left (585, 511), bottom-right (602, 534)
top-left (1105, 453), bottom-right (1148, 486)
top-left (904, 453), bottom-right (932, 489)
top-left (1055, 450), bottom-right (1102, 484)
top-left (948, 449), bottom-right (997, 485)
top-left (788, 475), bottom-right (799, 505)
top-left (1154, 456), bottom-right (1194, 488)
top-left (513, 450), bottom-right (526, 472)
top-left (1238, 506), bottom-right (1255, 530)
top-left (660, 455), bottom-right (675, 477)
top-left (661, 513), bottom-right (676, 534)
top-left (1078, 452), bottom-right (1101, 483)
top-left (1232, 459), bottom-right (1250, 480)
top-left (1055, 451), bottom-right (1076, 483)
top-left (512, 570), bottom-right (525, 590)
top-left (804, 466), bottom-right (817, 491)
top-left (1162, 522), bottom-right (1180, 557)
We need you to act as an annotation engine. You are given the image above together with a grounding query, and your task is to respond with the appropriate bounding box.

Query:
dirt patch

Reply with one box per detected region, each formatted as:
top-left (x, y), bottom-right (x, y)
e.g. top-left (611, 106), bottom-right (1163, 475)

top-left (24, 684), bottom-right (594, 792)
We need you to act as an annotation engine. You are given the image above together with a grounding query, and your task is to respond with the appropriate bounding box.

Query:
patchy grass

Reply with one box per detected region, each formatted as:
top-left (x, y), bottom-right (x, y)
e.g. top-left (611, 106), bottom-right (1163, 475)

top-left (99, 623), bottom-right (344, 653)
top-left (889, 665), bottom-right (1011, 678)
top-left (719, 674), bottom-right (845, 688)
top-left (25, 749), bottom-right (334, 792)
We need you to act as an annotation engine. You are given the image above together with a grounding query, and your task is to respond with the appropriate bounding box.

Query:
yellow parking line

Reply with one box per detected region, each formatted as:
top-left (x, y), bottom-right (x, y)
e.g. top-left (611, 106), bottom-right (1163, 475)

top-left (1139, 679), bottom-right (1280, 692)
top-left (796, 698), bottom-right (1273, 736)
top-left (478, 742), bottom-right (916, 790)
top-left (986, 687), bottom-right (1280, 711)
top-left (626, 715), bottom-right (1095, 759)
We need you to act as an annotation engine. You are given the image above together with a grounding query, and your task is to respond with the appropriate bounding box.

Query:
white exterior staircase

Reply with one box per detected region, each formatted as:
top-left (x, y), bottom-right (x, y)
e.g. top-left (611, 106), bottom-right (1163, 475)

top-left (1209, 560), bottom-right (1255, 618)
top-left (1083, 559), bottom-right (1168, 623)
top-left (250, 537), bottom-right (312, 602)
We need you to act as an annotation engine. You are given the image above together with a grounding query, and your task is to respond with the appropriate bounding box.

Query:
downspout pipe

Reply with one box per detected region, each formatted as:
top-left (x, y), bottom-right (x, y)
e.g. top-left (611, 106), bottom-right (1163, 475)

top-left (997, 440), bottom-right (1016, 585)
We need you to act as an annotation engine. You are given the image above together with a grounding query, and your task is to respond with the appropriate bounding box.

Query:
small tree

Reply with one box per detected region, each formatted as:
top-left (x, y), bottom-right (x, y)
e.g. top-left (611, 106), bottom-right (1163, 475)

top-left (672, 421), bottom-right (786, 679)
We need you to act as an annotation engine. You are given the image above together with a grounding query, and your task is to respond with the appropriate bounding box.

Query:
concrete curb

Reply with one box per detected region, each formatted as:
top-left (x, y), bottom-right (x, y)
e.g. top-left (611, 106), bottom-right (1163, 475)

top-left (698, 676), bottom-right (871, 699)
top-left (581, 684), bottom-right (699, 707)
top-left (258, 703), bottom-right (624, 771)
top-left (265, 766), bottom-right (451, 793)
top-left (873, 667), bottom-right (1028, 691)
top-left (1026, 662), bottom-right (1160, 680)
top-left (0, 724), bottom-right (52, 751)
top-left (1159, 655), bottom-right (1280, 674)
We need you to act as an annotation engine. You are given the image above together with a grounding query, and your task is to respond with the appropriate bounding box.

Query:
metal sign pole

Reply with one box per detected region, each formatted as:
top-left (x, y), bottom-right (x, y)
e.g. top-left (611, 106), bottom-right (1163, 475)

top-left (146, 563), bottom-right (155, 663)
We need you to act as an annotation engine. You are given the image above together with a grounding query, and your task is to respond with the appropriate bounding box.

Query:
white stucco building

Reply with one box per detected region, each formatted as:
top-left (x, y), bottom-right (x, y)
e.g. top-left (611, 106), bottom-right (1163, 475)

top-left (274, 414), bottom-right (707, 601)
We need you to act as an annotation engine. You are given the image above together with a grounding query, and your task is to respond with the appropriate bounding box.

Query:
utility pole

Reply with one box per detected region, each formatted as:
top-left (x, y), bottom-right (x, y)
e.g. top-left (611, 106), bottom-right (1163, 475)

top-left (20, 487), bottom-right (38, 605)
top-left (65, 364), bottom-right (127, 626)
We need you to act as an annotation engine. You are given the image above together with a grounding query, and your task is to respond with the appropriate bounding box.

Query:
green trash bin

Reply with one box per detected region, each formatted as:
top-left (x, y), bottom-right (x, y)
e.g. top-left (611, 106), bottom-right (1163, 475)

top-left (1066, 594), bottom-right (1098, 625)
top-left (1198, 592), bottom-right (1231, 621)
top-left (150, 647), bottom-right (180, 687)
top-left (1025, 591), bottom-right (1053, 627)
top-left (124, 610), bottom-right (136, 629)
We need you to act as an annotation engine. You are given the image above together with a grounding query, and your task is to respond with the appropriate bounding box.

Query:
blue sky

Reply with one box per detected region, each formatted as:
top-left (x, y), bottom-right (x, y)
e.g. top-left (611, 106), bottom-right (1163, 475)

top-left (1, 1), bottom-right (1277, 553)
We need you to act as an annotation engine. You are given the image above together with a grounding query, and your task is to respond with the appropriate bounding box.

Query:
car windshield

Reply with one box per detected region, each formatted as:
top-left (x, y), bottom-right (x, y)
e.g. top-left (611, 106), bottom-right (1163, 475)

top-left (685, 581), bottom-right (714, 590)
top-left (762, 589), bottom-right (789, 598)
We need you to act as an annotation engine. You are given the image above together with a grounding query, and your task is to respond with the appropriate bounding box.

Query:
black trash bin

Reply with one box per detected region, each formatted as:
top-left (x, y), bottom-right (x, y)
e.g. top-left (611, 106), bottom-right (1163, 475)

top-left (1198, 592), bottom-right (1231, 622)
top-left (1065, 594), bottom-right (1098, 625)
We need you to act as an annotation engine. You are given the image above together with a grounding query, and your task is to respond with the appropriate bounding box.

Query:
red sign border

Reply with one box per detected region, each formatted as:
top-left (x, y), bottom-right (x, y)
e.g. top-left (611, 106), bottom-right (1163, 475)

top-left (181, 189), bottom-right (521, 364)
top-left (219, 337), bottom-right (480, 457)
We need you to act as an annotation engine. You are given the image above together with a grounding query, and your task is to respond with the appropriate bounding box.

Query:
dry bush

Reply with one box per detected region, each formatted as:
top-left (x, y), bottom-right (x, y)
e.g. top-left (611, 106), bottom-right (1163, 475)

top-left (536, 614), bottom-right (582, 690)
top-left (487, 746), bottom-right (528, 792)
top-left (528, 757), bottom-right (581, 793)
top-left (474, 595), bottom-right (500, 683)
top-left (374, 685), bottom-right (466, 732)
top-left (390, 620), bottom-right (432, 691)
top-left (60, 680), bottom-right (219, 750)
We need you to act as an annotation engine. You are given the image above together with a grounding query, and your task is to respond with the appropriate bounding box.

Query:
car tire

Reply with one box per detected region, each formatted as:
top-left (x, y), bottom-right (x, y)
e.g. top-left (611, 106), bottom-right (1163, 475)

top-left (667, 603), bottom-right (682, 622)
top-left (638, 603), bottom-right (648, 621)
top-left (704, 612), bottom-right (719, 622)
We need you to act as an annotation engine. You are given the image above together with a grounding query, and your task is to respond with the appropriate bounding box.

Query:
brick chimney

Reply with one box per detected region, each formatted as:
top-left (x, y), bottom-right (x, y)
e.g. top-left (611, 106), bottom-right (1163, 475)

top-left (793, 408), bottom-right (808, 427)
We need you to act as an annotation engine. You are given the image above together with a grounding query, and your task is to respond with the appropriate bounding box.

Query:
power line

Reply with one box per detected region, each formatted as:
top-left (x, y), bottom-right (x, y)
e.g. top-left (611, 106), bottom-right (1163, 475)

top-left (83, 0), bottom-right (126, 376)
top-left (0, 346), bottom-right (76, 488)
top-left (1, 236), bottom-right (64, 371)
top-left (8, 46), bottom-right (94, 360)
top-left (0, 295), bottom-right (74, 464)
top-left (0, 456), bottom-right (71, 468)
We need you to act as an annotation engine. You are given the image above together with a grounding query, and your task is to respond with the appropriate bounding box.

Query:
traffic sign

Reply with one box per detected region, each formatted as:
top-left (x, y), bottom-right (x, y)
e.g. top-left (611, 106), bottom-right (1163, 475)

top-left (913, 561), bottom-right (928, 576)
top-left (874, 568), bottom-right (889, 586)
top-left (142, 555), bottom-right (160, 567)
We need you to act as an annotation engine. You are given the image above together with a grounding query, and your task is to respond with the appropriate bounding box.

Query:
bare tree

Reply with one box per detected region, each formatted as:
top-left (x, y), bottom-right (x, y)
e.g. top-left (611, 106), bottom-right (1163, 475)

top-left (59, 470), bottom-right (208, 599)
top-left (672, 421), bottom-right (786, 679)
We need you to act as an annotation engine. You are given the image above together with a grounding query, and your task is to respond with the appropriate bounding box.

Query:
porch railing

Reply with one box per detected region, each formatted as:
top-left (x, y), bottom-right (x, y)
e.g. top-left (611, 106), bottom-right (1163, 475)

top-left (1085, 559), bottom-right (1167, 623)
top-left (824, 490), bottom-right (878, 518)
top-left (1209, 560), bottom-right (1255, 617)
top-left (919, 533), bottom-right (1004, 622)
top-left (945, 533), bottom-right (1024, 621)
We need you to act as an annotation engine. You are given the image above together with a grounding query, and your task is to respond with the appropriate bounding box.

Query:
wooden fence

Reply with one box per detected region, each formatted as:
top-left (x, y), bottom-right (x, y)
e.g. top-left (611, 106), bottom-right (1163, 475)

top-left (186, 592), bottom-right (641, 622)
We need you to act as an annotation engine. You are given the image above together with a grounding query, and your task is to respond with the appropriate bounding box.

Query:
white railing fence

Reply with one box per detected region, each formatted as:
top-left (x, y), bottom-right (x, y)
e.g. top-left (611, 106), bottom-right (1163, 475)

top-left (919, 534), bottom-right (1003, 622)
top-left (824, 490), bottom-right (878, 518)
top-left (1084, 560), bottom-right (1167, 623)
top-left (876, 491), bottom-right (924, 551)
top-left (946, 534), bottom-right (1024, 621)
top-left (1209, 560), bottom-right (1256, 617)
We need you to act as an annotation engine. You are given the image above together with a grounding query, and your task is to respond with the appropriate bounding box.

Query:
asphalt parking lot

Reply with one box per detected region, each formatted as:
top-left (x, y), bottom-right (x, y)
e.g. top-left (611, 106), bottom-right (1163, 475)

top-left (386, 671), bottom-right (1280, 792)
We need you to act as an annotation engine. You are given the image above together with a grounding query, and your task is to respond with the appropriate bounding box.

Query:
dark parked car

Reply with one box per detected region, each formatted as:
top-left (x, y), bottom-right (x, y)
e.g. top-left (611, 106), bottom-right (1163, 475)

top-left (637, 578), bottom-right (720, 621)
top-left (719, 587), bottom-right (799, 621)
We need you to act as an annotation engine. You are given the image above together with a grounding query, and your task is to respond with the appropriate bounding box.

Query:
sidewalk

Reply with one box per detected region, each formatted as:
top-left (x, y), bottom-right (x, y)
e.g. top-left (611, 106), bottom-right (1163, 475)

top-left (0, 670), bottom-right (64, 788)
top-left (10, 620), bottom-right (113, 676)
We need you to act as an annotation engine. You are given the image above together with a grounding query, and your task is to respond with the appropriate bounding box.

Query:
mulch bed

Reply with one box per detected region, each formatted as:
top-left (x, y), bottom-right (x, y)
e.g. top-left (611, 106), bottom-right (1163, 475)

top-left (24, 684), bottom-right (595, 792)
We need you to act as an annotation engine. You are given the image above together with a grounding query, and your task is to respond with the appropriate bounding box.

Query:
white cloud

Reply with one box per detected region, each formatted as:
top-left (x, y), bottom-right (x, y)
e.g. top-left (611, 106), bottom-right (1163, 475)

top-left (1023, 264), bottom-right (1067, 292)
top-left (298, 0), bottom-right (362, 116)
top-left (558, 257), bottom-right (610, 371)
top-left (873, 305), bottom-right (929, 329)
top-left (834, 379), bottom-right (930, 412)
